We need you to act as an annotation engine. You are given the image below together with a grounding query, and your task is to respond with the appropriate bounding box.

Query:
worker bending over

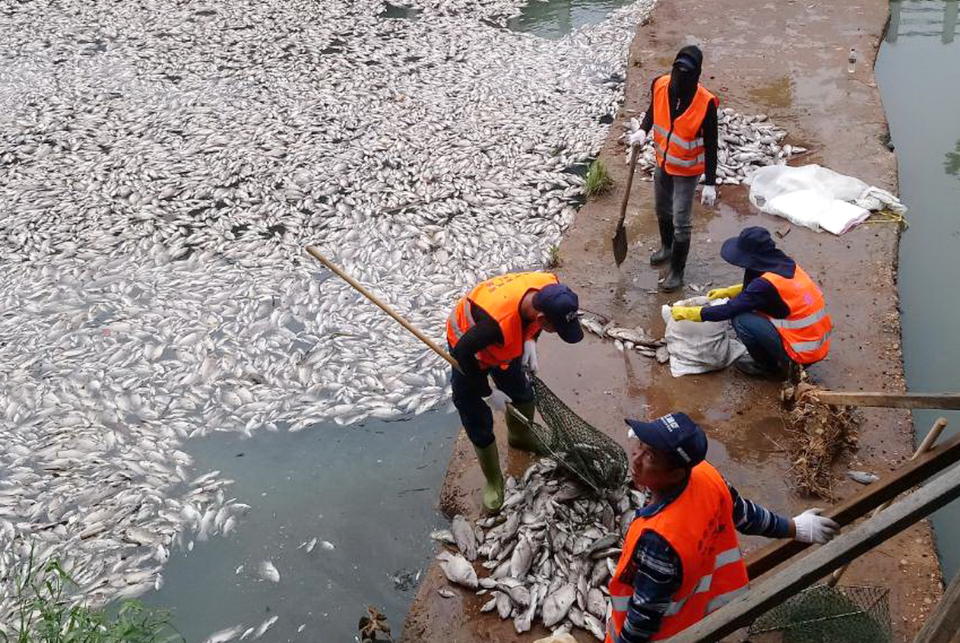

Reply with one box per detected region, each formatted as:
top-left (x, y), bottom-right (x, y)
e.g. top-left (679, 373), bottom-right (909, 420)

top-left (628, 45), bottom-right (719, 292)
top-left (671, 226), bottom-right (833, 378)
top-left (606, 413), bottom-right (839, 642)
top-left (446, 272), bottom-right (583, 511)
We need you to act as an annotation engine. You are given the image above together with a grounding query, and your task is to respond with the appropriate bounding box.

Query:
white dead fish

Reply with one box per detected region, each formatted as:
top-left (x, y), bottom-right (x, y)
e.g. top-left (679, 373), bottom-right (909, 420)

top-left (204, 624), bottom-right (245, 643)
top-left (847, 470), bottom-right (880, 485)
top-left (436, 551), bottom-right (478, 589)
top-left (258, 560), bottom-right (280, 583)
top-left (451, 514), bottom-right (478, 561)
top-left (542, 583), bottom-right (576, 627)
top-left (254, 615), bottom-right (278, 639)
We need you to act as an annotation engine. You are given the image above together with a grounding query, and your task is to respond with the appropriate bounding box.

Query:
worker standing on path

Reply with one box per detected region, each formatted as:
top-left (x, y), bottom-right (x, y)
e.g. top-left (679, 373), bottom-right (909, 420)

top-left (606, 413), bottom-right (839, 642)
top-left (627, 45), bottom-right (720, 293)
top-left (446, 272), bottom-right (583, 512)
top-left (670, 226), bottom-right (833, 379)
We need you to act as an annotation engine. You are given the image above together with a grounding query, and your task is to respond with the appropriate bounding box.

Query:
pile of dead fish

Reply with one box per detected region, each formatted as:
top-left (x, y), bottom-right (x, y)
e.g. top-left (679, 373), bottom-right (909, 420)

top-left (431, 458), bottom-right (647, 639)
top-left (580, 312), bottom-right (669, 363)
top-left (624, 108), bottom-right (805, 183)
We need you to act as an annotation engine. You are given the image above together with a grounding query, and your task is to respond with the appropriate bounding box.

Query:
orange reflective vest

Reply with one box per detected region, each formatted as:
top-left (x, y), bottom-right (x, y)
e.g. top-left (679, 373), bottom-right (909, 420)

top-left (446, 272), bottom-right (557, 370)
top-left (605, 462), bottom-right (748, 642)
top-left (760, 266), bottom-right (832, 364)
top-left (651, 75), bottom-right (719, 177)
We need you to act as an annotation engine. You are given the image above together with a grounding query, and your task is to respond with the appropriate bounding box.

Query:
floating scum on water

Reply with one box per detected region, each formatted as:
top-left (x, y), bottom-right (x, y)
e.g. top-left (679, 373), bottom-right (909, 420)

top-left (0, 0), bottom-right (796, 628)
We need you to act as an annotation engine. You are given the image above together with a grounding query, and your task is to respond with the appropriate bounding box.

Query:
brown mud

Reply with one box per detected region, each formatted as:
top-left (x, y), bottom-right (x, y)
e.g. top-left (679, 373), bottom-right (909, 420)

top-left (402, 0), bottom-right (943, 640)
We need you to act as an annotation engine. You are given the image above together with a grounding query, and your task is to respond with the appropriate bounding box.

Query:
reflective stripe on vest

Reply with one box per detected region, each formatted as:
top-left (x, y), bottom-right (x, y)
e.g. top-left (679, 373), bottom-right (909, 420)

top-left (446, 300), bottom-right (475, 340)
top-left (662, 546), bottom-right (744, 616)
top-left (768, 307), bottom-right (828, 330)
top-left (760, 266), bottom-right (833, 364)
top-left (652, 123), bottom-right (704, 151)
top-left (604, 462), bottom-right (749, 641)
top-left (706, 586), bottom-right (749, 613)
top-left (650, 75), bottom-right (719, 177)
top-left (445, 272), bottom-right (557, 369)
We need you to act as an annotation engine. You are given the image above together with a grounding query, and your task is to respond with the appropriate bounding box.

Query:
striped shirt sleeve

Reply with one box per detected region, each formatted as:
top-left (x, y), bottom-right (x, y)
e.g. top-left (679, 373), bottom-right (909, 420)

top-left (617, 530), bottom-right (683, 643)
top-left (728, 483), bottom-right (791, 538)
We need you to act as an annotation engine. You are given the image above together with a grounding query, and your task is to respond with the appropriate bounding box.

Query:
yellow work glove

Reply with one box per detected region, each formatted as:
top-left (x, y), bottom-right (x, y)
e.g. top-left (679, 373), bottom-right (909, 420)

top-left (707, 283), bottom-right (744, 300)
top-left (671, 306), bottom-right (703, 322)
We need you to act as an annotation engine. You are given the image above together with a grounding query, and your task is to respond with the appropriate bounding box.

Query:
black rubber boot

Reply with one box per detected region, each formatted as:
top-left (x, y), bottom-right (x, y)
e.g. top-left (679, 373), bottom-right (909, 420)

top-left (660, 239), bottom-right (689, 292)
top-left (649, 217), bottom-right (674, 266)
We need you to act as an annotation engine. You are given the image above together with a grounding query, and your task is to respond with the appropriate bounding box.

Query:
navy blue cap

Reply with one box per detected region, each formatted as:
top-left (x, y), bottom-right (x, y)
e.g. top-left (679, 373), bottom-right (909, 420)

top-left (625, 412), bottom-right (708, 468)
top-left (720, 226), bottom-right (793, 273)
top-left (533, 283), bottom-right (583, 344)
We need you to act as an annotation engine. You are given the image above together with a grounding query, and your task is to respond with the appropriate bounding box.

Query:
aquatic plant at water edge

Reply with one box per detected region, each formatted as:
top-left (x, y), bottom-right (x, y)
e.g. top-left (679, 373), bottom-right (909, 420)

top-left (583, 160), bottom-right (613, 197)
top-left (2, 551), bottom-right (182, 643)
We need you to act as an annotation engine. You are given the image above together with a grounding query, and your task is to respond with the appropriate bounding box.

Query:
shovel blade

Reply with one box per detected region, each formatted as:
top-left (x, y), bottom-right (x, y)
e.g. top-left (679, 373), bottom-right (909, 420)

top-left (612, 225), bottom-right (628, 266)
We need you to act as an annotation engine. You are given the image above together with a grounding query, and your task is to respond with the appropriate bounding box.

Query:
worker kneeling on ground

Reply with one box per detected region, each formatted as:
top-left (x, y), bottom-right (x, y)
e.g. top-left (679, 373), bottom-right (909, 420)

top-left (446, 272), bottom-right (583, 512)
top-left (607, 413), bottom-right (839, 642)
top-left (670, 226), bottom-right (833, 379)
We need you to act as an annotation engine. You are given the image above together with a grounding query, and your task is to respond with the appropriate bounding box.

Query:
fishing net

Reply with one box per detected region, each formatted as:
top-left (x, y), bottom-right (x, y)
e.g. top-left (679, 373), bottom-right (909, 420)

top-left (748, 584), bottom-right (891, 643)
top-left (515, 374), bottom-right (629, 494)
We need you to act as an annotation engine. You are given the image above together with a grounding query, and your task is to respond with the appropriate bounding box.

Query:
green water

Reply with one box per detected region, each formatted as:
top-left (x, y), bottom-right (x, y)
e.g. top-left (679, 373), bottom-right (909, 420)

top-left (507, 0), bottom-right (634, 38)
top-left (146, 413), bottom-right (457, 641)
top-left (875, 0), bottom-right (960, 579)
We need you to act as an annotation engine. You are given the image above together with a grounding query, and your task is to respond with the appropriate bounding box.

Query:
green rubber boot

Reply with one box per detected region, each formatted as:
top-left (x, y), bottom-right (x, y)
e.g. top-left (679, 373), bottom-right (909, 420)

top-left (473, 441), bottom-right (504, 512)
top-left (506, 401), bottom-right (543, 454)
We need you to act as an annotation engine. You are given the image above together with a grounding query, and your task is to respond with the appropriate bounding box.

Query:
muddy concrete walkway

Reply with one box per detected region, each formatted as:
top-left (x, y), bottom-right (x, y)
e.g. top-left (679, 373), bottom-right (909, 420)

top-left (402, 1), bottom-right (943, 640)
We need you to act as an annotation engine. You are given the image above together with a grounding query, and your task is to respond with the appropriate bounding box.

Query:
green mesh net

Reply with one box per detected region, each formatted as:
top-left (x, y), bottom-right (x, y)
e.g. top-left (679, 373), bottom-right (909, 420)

top-left (515, 374), bottom-right (629, 494)
top-left (748, 584), bottom-right (891, 643)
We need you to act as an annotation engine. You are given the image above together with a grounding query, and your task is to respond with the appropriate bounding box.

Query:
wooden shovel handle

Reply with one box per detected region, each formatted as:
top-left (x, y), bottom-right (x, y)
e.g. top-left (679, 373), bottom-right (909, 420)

top-left (305, 246), bottom-right (461, 371)
top-left (616, 144), bottom-right (641, 230)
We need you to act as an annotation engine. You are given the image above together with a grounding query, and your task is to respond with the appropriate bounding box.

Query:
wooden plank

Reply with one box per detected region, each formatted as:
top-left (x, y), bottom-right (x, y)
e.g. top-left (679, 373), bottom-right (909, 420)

top-left (915, 570), bottom-right (960, 643)
top-left (668, 463), bottom-right (960, 642)
top-left (747, 430), bottom-right (960, 579)
top-left (812, 391), bottom-right (960, 410)
top-left (828, 418), bottom-right (948, 587)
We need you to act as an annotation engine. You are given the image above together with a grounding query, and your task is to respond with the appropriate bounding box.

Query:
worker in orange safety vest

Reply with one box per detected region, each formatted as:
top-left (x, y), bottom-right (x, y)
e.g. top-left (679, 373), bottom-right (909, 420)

top-left (627, 45), bottom-right (720, 293)
top-left (670, 226), bottom-right (833, 379)
top-left (446, 272), bottom-right (584, 511)
top-left (606, 412), bottom-right (839, 642)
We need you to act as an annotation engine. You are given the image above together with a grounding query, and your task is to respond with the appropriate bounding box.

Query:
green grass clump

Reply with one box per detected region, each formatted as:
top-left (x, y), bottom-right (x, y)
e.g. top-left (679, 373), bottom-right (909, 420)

top-left (583, 159), bottom-right (613, 197)
top-left (546, 244), bottom-right (561, 268)
top-left (3, 551), bottom-right (182, 643)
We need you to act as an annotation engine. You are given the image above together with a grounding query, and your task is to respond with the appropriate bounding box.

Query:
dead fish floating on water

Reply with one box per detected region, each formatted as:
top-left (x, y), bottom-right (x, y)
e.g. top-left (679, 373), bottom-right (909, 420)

top-left (258, 560), bottom-right (280, 583)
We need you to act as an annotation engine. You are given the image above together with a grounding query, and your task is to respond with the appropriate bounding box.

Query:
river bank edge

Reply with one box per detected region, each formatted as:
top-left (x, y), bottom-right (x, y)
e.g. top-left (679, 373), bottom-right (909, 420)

top-left (401, 0), bottom-right (944, 640)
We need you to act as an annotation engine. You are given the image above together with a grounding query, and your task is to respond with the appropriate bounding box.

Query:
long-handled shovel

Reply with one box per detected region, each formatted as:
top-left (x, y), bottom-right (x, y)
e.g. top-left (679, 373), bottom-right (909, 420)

top-left (305, 246), bottom-right (459, 370)
top-left (612, 144), bottom-right (640, 267)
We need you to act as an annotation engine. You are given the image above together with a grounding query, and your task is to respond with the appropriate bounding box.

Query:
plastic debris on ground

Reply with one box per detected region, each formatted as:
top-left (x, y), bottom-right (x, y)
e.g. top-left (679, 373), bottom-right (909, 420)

top-left (747, 164), bottom-right (907, 234)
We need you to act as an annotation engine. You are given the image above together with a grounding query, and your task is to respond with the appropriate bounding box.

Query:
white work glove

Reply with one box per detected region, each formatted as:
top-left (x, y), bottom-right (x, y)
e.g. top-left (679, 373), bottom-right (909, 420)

top-left (521, 339), bottom-right (539, 374)
top-left (792, 508), bottom-right (839, 544)
top-left (701, 185), bottom-right (717, 207)
top-left (628, 129), bottom-right (647, 146)
top-left (483, 388), bottom-right (512, 413)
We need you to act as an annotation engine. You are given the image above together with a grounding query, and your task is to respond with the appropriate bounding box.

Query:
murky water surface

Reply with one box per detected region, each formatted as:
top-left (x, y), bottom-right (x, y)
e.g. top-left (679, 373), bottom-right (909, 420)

top-left (876, 0), bottom-right (960, 579)
top-left (147, 413), bottom-right (456, 641)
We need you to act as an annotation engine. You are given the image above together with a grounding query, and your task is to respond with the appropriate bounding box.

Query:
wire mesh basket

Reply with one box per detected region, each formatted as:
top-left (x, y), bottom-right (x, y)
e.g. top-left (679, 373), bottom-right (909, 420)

top-left (748, 584), bottom-right (891, 643)
top-left (523, 374), bottom-right (629, 494)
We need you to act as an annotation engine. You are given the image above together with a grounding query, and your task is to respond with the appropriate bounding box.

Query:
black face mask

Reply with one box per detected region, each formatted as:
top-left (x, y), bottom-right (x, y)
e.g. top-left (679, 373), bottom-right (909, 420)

top-left (669, 65), bottom-right (700, 111)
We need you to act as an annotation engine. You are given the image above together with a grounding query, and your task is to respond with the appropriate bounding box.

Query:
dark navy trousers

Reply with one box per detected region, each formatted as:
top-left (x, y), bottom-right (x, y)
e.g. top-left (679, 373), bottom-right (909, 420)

top-left (731, 312), bottom-right (792, 372)
top-left (450, 357), bottom-right (534, 449)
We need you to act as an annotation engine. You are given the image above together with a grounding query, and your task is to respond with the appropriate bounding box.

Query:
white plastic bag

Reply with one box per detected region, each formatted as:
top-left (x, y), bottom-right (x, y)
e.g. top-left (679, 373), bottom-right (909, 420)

top-left (746, 164), bottom-right (905, 234)
top-left (660, 296), bottom-right (747, 377)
